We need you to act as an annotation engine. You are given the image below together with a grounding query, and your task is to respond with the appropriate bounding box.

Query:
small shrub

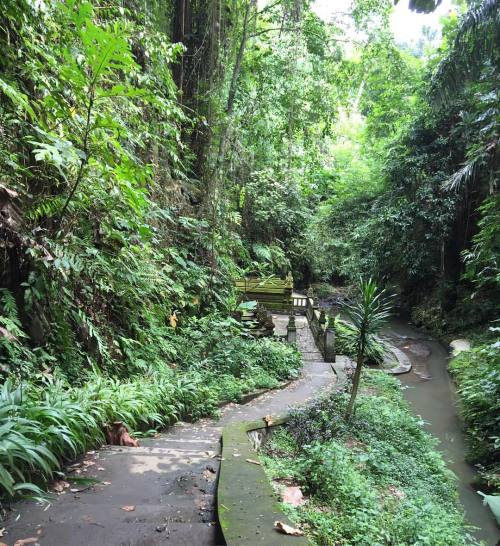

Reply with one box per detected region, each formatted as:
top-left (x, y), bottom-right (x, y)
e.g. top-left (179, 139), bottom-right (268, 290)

top-left (261, 371), bottom-right (476, 546)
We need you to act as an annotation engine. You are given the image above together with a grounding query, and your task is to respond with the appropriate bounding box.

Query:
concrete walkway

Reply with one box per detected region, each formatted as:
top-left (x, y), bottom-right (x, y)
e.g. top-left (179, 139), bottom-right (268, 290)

top-left (4, 316), bottom-right (345, 546)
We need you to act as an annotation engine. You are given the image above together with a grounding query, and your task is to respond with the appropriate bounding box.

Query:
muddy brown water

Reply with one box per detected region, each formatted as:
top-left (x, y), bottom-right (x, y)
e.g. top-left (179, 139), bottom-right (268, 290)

top-left (385, 319), bottom-right (499, 546)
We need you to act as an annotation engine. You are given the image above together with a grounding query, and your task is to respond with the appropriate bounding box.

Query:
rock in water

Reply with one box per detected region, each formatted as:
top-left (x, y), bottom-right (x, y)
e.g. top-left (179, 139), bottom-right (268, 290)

top-left (449, 339), bottom-right (471, 357)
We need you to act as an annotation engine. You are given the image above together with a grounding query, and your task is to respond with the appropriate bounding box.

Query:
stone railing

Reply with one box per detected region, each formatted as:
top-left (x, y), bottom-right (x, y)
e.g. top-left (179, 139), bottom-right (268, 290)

top-left (292, 294), bottom-right (308, 313)
top-left (305, 296), bottom-right (335, 363)
top-left (235, 274), bottom-right (293, 312)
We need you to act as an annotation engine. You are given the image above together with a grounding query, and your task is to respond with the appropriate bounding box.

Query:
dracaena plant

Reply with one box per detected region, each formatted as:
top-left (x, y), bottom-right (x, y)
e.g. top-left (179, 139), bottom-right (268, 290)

top-left (342, 278), bottom-right (393, 420)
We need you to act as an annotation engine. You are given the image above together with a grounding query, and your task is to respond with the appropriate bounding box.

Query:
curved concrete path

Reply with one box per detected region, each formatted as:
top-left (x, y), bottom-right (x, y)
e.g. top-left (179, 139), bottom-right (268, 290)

top-left (4, 316), bottom-right (345, 546)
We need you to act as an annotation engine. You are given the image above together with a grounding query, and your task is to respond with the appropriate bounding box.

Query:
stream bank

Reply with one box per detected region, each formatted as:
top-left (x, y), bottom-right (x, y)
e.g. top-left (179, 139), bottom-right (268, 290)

top-left (385, 319), bottom-right (499, 546)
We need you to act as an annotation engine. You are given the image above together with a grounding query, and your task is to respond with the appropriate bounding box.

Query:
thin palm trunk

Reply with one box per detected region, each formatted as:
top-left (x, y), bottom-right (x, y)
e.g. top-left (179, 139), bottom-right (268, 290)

top-left (345, 337), bottom-right (365, 420)
top-left (342, 278), bottom-right (392, 421)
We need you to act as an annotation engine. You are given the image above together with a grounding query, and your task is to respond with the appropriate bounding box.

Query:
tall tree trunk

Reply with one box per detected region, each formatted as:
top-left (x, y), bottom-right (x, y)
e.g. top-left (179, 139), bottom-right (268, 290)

top-left (172, 0), bottom-right (191, 102)
top-left (215, 0), bottom-right (255, 172)
top-left (204, 0), bottom-right (255, 296)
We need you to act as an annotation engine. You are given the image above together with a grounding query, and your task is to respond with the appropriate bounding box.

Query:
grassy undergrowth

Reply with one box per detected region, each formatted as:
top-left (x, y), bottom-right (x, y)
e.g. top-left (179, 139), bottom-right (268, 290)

top-left (261, 371), bottom-right (477, 546)
top-left (449, 342), bottom-right (500, 493)
top-left (0, 326), bottom-right (301, 502)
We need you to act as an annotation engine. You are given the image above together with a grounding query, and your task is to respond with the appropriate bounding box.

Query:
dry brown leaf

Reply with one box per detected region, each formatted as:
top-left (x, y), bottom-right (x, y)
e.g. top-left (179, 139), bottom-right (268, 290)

top-left (202, 470), bottom-right (216, 482)
top-left (121, 505), bottom-right (135, 512)
top-left (282, 486), bottom-right (304, 507)
top-left (53, 480), bottom-right (70, 493)
top-left (245, 458), bottom-right (261, 466)
top-left (263, 415), bottom-right (274, 427)
top-left (169, 313), bottom-right (178, 328)
top-left (388, 485), bottom-right (405, 500)
top-left (14, 538), bottom-right (39, 546)
top-left (274, 521), bottom-right (304, 536)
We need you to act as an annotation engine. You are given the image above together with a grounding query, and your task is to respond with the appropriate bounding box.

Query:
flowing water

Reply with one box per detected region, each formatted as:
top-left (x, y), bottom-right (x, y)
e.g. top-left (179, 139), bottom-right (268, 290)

top-left (385, 319), bottom-right (499, 546)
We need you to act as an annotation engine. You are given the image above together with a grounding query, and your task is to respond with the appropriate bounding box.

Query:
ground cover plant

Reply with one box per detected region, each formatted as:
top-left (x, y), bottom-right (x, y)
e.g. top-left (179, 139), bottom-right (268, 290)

top-left (0, 316), bottom-right (301, 501)
top-left (449, 341), bottom-right (500, 493)
top-left (261, 371), bottom-right (478, 546)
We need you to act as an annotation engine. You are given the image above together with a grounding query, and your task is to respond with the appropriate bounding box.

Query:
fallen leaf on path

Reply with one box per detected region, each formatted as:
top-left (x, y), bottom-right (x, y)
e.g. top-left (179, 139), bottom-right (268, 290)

top-left (282, 486), bottom-right (304, 507)
top-left (245, 458), bottom-right (261, 466)
top-left (121, 505), bottom-right (135, 512)
top-left (202, 470), bottom-right (216, 482)
top-left (14, 538), bottom-right (39, 546)
top-left (202, 465), bottom-right (217, 482)
top-left (53, 480), bottom-right (70, 493)
top-left (263, 415), bottom-right (274, 426)
top-left (274, 521), bottom-right (304, 536)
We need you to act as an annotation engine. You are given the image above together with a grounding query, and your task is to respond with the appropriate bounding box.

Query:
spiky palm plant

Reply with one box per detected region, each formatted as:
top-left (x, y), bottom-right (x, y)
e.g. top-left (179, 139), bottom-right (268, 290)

top-left (342, 279), bottom-right (393, 421)
top-left (432, 0), bottom-right (500, 104)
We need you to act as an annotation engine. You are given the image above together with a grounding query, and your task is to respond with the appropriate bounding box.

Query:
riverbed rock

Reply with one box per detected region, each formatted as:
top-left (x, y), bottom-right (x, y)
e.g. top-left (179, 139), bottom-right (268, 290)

top-left (449, 339), bottom-right (471, 357)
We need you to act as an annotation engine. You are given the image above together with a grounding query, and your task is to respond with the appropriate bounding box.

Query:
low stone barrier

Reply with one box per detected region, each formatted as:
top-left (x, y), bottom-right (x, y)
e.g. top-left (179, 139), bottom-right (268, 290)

top-left (304, 296), bottom-right (335, 362)
top-left (218, 416), bottom-right (309, 545)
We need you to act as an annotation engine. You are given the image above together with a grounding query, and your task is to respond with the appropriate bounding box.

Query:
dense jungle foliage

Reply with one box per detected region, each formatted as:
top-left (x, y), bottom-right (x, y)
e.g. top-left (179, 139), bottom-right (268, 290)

top-left (450, 341), bottom-right (500, 493)
top-left (0, 0), bottom-right (498, 513)
top-left (261, 371), bottom-right (478, 546)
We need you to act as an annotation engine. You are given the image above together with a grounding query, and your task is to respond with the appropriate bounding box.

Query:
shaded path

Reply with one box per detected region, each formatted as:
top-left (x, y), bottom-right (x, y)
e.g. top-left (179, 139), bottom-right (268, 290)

top-left (4, 316), bottom-right (344, 546)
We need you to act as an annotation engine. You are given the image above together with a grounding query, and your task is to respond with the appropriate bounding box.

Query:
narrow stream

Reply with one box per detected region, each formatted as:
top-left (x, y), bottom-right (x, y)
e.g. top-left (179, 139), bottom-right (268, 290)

top-left (385, 319), bottom-right (499, 546)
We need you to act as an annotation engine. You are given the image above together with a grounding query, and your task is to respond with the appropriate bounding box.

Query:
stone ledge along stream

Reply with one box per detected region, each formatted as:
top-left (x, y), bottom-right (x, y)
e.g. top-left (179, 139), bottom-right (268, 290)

top-left (3, 315), bottom-right (338, 546)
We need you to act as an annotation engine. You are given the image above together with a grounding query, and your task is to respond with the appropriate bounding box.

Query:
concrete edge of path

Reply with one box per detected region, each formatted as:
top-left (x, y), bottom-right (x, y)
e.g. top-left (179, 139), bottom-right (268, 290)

top-left (217, 415), bottom-right (309, 546)
top-left (217, 361), bottom-right (348, 546)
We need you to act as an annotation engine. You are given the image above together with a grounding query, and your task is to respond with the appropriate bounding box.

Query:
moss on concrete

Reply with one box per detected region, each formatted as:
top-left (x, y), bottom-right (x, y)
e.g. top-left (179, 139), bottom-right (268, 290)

top-left (218, 417), bottom-right (309, 545)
